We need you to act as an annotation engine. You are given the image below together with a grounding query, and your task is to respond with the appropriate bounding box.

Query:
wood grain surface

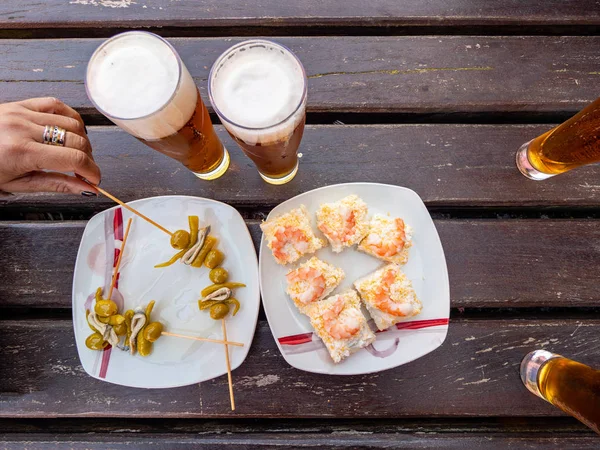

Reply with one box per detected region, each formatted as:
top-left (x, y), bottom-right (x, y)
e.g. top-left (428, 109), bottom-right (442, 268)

top-left (1, 319), bottom-right (598, 417)
top-left (0, 219), bottom-right (599, 309)
top-left (1, 0), bottom-right (599, 30)
top-left (0, 433), bottom-right (598, 449)
top-left (2, 0), bottom-right (600, 442)
top-left (0, 125), bottom-right (599, 213)
top-left (1, 37), bottom-right (599, 117)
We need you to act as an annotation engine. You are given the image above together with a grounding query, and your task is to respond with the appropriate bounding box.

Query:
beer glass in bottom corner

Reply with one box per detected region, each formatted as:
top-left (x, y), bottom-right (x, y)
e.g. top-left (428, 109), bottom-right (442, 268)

top-left (521, 350), bottom-right (600, 434)
top-left (85, 31), bottom-right (229, 181)
top-left (516, 97), bottom-right (600, 180)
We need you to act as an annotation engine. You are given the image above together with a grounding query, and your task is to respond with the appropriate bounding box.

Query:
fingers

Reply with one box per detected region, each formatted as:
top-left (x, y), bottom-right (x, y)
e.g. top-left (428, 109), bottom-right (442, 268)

top-left (19, 98), bottom-right (92, 156)
top-left (0, 98), bottom-right (100, 196)
top-left (19, 97), bottom-right (84, 124)
top-left (24, 142), bottom-right (101, 185)
top-left (30, 123), bottom-right (93, 157)
top-left (27, 111), bottom-right (87, 139)
top-left (0, 171), bottom-right (97, 195)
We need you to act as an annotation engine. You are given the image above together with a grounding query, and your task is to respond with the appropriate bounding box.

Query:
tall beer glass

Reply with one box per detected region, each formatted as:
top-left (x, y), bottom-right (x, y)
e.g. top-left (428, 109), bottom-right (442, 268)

top-left (516, 97), bottom-right (600, 180)
top-left (208, 40), bottom-right (307, 185)
top-left (86, 31), bottom-right (229, 180)
top-left (521, 350), bottom-right (600, 433)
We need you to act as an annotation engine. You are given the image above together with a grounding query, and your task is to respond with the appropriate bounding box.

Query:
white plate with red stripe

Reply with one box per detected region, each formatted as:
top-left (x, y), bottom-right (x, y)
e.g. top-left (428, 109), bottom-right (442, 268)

top-left (72, 196), bottom-right (259, 388)
top-left (259, 183), bottom-right (450, 375)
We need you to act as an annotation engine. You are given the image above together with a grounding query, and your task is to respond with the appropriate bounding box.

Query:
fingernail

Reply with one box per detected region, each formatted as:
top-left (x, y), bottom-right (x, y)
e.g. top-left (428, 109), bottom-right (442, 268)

top-left (76, 174), bottom-right (92, 184)
top-left (84, 125), bottom-right (88, 135)
top-left (81, 191), bottom-right (97, 197)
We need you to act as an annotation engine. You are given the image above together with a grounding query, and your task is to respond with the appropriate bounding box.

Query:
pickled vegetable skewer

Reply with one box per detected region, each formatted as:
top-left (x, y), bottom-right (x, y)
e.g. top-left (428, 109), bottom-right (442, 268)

top-left (80, 180), bottom-right (173, 237)
top-left (161, 331), bottom-right (244, 347)
top-left (108, 217), bottom-right (133, 301)
top-left (222, 319), bottom-right (235, 411)
top-left (155, 216), bottom-right (212, 268)
top-left (85, 216), bottom-right (165, 357)
top-left (80, 181), bottom-right (218, 270)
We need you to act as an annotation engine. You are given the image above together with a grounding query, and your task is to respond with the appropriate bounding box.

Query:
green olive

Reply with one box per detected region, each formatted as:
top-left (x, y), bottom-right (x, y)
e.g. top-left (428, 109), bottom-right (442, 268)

top-left (94, 299), bottom-right (118, 318)
top-left (107, 314), bottom-right (125, 326)
top-left (209, 267), bottom-right (229, 284)
top-left (170, 229), bottom-right (191, 250)
top-left (85, 332), bottom-right (108, 350)
top-left (113, 322), bottom-right (127, 336)
top-left (143, 322), bottom-right (164, 343)
top-left (204, 249), bottom-right (225, 269)
top-left (210, 302), bottom-right (229, 320)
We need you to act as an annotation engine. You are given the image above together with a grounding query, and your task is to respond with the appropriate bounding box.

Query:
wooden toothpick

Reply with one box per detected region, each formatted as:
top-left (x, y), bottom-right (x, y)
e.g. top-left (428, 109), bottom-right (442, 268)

top-left (161, 331), bottom-right (244, 347)
top-left (222, 319), bottom-right (235, 411)
top-left (108, 217), bottom-right (133, 301)
top-left (82, 181), bottom-right (173, 237)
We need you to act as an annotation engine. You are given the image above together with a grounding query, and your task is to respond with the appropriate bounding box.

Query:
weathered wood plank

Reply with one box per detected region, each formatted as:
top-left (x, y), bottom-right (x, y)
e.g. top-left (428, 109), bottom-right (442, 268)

top-left (0, 417), bottom-right (590, 434)
top-left (0, 37), bottom-right (598, 116)
top-left (0, 319), bottom-right (598, 417)
top-left (0, 433), bottom-right (598, 449)
top-left (1, 219), bottom-right (599, 309)
top-left (1, 0), bottom-right (599, 30)
top-left (1, 125), bottom-right (599, 212)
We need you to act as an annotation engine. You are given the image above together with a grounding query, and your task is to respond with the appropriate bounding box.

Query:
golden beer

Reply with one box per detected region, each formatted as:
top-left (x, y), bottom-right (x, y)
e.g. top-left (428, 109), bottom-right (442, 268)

top-left (86, 31), bottom-right (229, 180)
top-left (228, 116), bottom-right (306, 180)
top-left (521, 350), bottom-right (600, 434)
top-left (209, 40), bottom-right (307, 185)
top-left (516, 98), bottom-right (600, 180)
top-left (139, 89), bottom-right (226, 175)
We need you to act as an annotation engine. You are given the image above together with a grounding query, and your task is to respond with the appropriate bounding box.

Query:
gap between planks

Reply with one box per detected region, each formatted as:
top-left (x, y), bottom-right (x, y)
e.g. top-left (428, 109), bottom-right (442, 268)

top-left (1, 207), bottom-right (600, 222)
top-left (0, 416), bottom-right (592, 434)
top-left (1, 24), bottom-right (600, 40)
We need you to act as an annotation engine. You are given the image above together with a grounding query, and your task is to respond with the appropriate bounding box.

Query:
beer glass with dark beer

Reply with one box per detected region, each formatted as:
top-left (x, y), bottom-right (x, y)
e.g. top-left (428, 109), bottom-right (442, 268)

top-left (516, 97), bottom-right (600, 180)
top-left (521, 350), bottom-right (600, 433)
top-left (208, 40), bottom-right (307, 185)
top-left (86, 31), bottom-right (229, 180)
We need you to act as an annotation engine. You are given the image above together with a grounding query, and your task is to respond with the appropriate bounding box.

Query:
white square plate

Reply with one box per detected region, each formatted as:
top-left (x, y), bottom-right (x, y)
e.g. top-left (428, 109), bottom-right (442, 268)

top-left (73, 195), bottom-right (259, 388)
top-left (259, 183), bottom-right (449, 375)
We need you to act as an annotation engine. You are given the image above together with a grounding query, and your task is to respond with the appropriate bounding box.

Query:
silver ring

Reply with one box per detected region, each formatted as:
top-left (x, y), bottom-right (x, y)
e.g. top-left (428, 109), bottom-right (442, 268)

top-left (43, 125), bottom-right (66, 146)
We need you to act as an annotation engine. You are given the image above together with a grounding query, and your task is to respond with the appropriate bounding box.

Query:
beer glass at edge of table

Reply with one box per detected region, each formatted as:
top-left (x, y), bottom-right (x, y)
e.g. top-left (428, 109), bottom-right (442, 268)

top-left (86, 31), bottom-right (229, 180)
top-left (516, 97), bottom-right (600, 180)
top-left (521, 350), bottom-right (600, 434)
top-left (208, 40), bottom-right (307, 185)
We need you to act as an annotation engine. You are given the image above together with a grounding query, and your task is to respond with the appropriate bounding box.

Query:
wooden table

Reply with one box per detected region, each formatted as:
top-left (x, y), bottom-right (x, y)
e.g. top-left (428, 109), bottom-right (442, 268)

top-left (1, 1), bottom-right (599, 448)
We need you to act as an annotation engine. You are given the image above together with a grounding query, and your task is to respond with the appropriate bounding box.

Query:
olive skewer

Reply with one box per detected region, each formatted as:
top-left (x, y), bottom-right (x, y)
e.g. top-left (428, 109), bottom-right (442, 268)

top-left (80, 180), bottom-right (173, 238)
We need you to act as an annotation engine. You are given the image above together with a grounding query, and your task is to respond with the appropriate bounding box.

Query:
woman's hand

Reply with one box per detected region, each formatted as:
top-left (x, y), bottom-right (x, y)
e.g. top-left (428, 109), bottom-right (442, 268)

top-left (0, 97), bottom-right (100, 195)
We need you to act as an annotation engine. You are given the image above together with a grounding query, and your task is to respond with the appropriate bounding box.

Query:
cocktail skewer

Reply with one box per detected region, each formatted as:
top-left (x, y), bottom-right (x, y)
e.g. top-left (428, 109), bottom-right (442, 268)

top-left (108, 217), bottom-right (133, 301)
top-left (222, 319), bottom-right (235, 411)
top-left (161, 331), bottom-right (244, 347)
top-left (81, 180), bottom-right (173, 237)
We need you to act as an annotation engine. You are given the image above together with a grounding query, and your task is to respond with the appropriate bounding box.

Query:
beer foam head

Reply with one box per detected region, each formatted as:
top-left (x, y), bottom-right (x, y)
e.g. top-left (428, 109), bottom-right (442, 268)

top-left (86, 32), bottom-right (197, 140)
top-left (209, 40), bottom-right (306, 145)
